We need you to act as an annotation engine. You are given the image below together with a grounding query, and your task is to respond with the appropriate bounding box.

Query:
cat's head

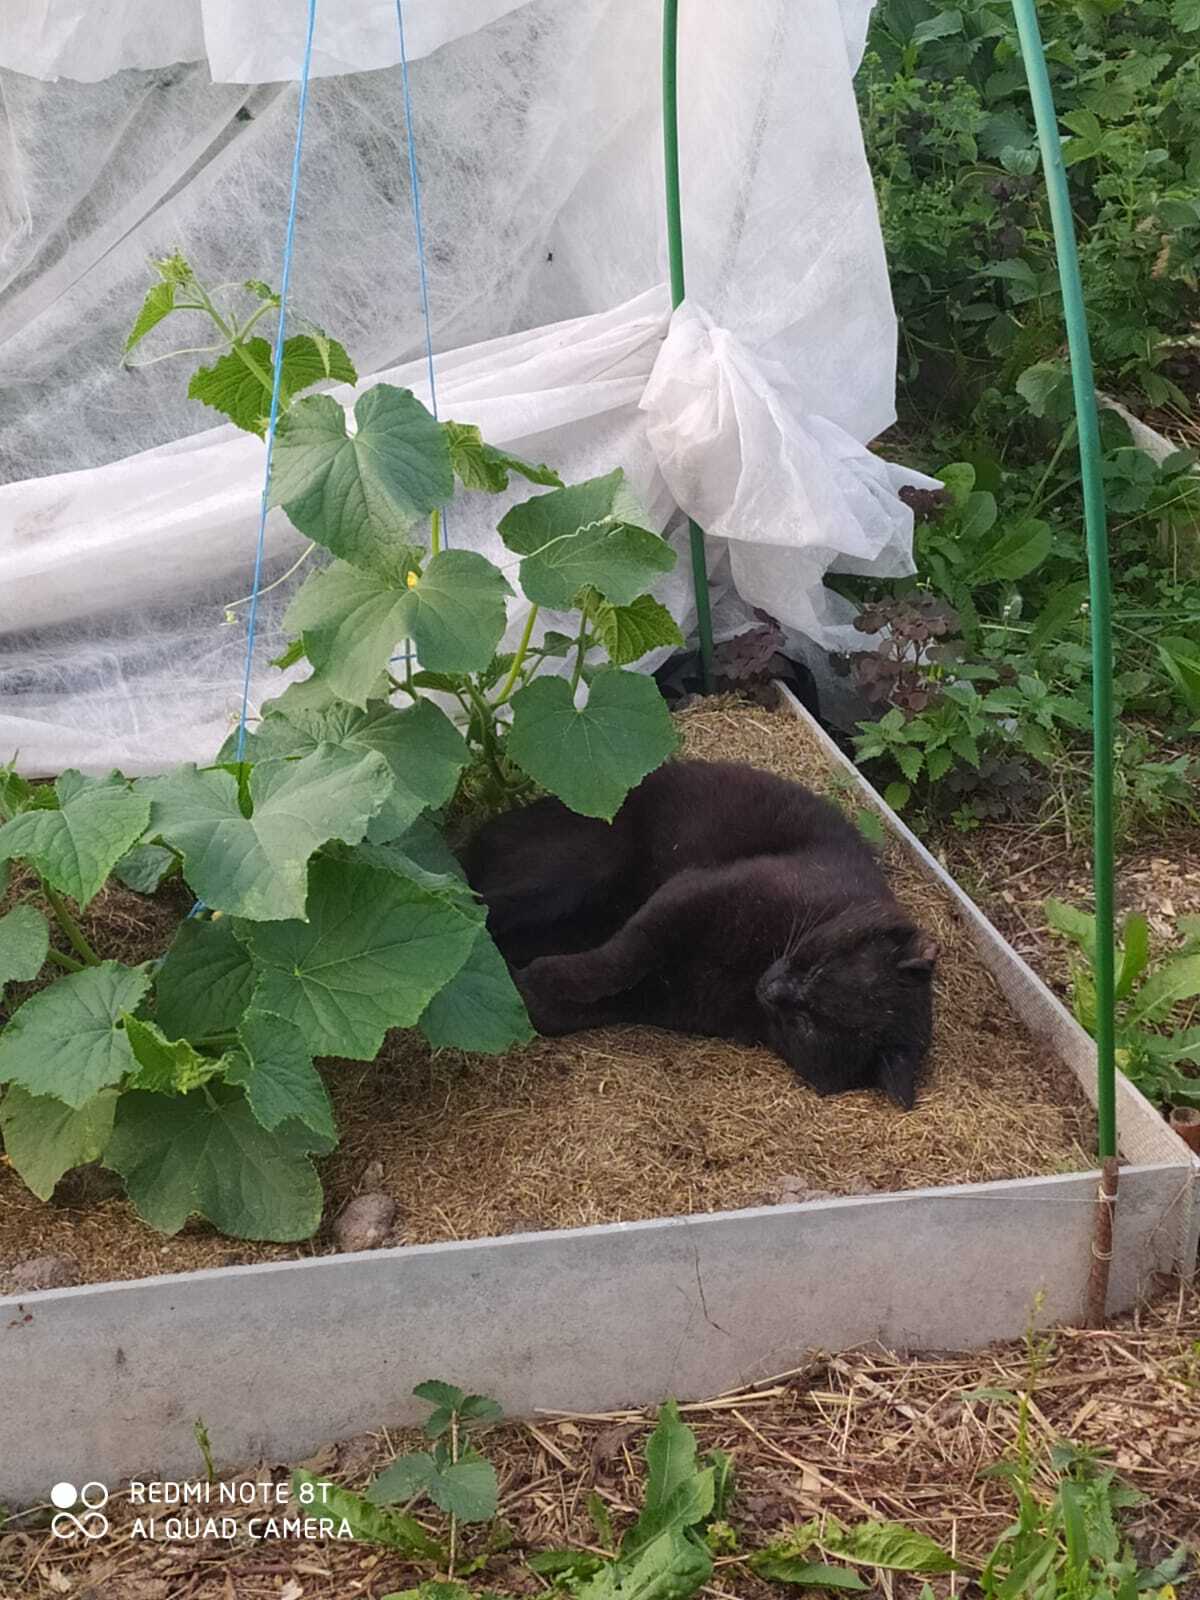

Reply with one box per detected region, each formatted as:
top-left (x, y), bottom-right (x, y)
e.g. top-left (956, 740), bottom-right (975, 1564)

top-left (754, 904), bottom-right (937, 1109)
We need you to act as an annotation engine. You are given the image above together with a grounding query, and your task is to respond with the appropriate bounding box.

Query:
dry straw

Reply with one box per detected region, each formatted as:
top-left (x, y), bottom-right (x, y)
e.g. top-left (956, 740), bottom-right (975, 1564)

top-left (0, 698), bottom-right (1095, 1287)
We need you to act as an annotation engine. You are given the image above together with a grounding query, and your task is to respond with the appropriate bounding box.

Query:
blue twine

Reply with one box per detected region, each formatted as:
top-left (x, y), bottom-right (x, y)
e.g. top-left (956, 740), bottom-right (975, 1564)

top-left (396, 0), bottom-right (448, 681)
top-left (395, 0), bottom-right (441, 425)
top-left (234, 0), bottom-right (320, 761)
top-left (189, 0), bottom-right (318, 922)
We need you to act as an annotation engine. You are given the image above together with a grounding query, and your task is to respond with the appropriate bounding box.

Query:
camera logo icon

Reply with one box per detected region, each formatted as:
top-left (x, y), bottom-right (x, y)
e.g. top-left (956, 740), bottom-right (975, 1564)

top-left (50, 1482), bottom-right (109, 1541)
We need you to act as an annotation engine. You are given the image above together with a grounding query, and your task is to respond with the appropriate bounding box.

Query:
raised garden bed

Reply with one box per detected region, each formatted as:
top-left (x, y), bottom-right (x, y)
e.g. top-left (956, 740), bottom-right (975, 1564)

top-left (1, 690), bottom-right (1194, 1507)
top-left (2, 698), bottom-right (1098, 1283)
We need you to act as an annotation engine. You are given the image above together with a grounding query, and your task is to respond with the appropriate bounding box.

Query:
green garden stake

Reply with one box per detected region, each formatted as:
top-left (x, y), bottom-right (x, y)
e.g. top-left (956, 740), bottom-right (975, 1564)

top-left (1009, 0), bottom-right (1119, 1318)
top-left (663, 0), bottom-right (715, 693)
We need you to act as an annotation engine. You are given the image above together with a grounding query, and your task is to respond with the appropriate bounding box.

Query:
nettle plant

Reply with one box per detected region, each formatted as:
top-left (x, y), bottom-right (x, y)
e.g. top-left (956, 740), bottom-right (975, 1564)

top-left (0, 256), bottom-right (683, 1242)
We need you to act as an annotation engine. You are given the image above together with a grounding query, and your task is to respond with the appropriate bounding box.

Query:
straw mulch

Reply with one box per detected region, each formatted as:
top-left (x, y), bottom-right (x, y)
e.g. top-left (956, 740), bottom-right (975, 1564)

top-left (3, 1275), bottom-right (1197, 1600)
top-left (0, 698), bottom-right (1095, 1287)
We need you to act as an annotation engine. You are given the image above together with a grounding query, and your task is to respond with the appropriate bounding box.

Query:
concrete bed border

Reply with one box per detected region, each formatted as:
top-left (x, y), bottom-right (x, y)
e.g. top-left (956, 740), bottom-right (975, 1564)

top-left (1, 689), bottom-right (1195, 1507)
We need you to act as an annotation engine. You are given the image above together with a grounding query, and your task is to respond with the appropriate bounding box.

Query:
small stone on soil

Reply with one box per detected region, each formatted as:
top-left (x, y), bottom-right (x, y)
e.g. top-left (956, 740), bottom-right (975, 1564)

top-left (771, 1173), bottom-right (873, 1206)
top-left (3, 1253), bottom-right (82, 1292)
top-left (334, 1192), bottom-right (396, 1253)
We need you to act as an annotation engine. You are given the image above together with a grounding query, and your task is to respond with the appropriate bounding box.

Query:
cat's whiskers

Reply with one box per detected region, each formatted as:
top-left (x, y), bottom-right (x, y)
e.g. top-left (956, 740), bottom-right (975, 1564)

top-left (780, 900), bottom-right (820, 964)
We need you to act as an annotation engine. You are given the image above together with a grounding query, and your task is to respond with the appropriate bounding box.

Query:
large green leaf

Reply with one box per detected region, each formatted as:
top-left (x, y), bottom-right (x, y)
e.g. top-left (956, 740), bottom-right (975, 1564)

top-left (123, 1014), bottom-right (225, 1094)
top-left (1015, 360), bottom-right (1070, 419)
top-left (1137, 1025), bottom-right (1200, 1066)
top-left (578, 1530), bottom-right (712, 1600)
top-left (823, 1521), bottom-right (958, 1574)
top-left (0, 766), bottom-right (35, 822)
top-left (397, 551), bottom-right (513, 675)
top-left (499, 470), bottom-right (675, 609)
top-left (104, 1083), bottom-right (327, 1239)
top-left (243, 697), bottom-right (468, 839)
top-left (145, 745), bottom-right (391, 921)
top-left (285, 554), bottom-right (510, 704)
top-left (366, 1451), bottom-right (440, 1504)
top-left (1157, 636), bottom-right (1200, 715)
top-left (527, 1553), bottom-right (608, 1585)
top-left (0, 1085), bottom-right (119, 1201)
top-left (0, 961), bottom-right (151, 1108)
top-left (423, 1456), bottom-right (498, 1524)
top-left (261, 672), bottom-right (384, 721)
top-left (1044, 898), bottom-right (1097, 960)
top-left (508, 669), bottom-right (678, 820)
top-left (124, 281), bottom-right (177, 356)
top-left (112, 843), bottom-right (178, 894)
top-left (419, 927), bottom-right (533, 1053)
top-left (537, 1404), bottom-right (715, 1600)
top-left (640, 1401), bottom-right (701, 1525)
top-left (291, 1471), bottom-right (444, 1559)
top-left (270, 386), bottom-right (453, 577)
top-left (444, 420), bottom-right (563, 493)
top-left (188, 335), bottom-right (357, 436)
top-left (1115, 913), bottom-right (1151, 1002)
top-left (285, 563), bottom-right (412, 706)
top-left (1028, 580), bottom-right (1089, 651)
top-left (0, 905), bottom-right (50, 1000)
top-left (240, 855), bottom-right (480, 1059)
top-left (748, 1553), bottom-right (867, 1590)
top-left (1128, 954), bottom-right (1200, 1026)
top-left (622, 1474), bottom-right (714, 1566)
top-left (369, 1451), bottom-right (497, 1523)
top-left (225, 1008), bottom-right (335, 1140)
top-left (412, 1378), bottom-right (466, 1415)
top-left (623, 1408), bottom-right (714, 1563)
top-left (957, 490), bottom-right (997, 542)
top-left (591, 593), bottom-right (684, 666)
top-left (154, 916), bottom-right (257, 1040)
top-left (334, 838), bottom-right (474, 902)
top-left (352, 812), bottom-right (475, 899)
top-left (0, 772), bottom-right (150, 908)
top-left (968, 519), bottom-right (1052, 583)
top-left (369, 813), bottom-right (468, 877)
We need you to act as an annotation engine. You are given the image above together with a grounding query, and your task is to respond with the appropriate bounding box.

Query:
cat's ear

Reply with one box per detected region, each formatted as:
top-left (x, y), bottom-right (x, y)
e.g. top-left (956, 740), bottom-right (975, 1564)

top-left (877, 1050), bottom-right (919, 1110)
top-left (898, 931), bottom-right (938, 977)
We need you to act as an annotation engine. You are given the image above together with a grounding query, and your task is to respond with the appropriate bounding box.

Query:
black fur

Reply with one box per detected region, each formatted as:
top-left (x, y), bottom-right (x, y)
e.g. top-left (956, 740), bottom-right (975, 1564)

top-left (461, 760), bottom-right (937, 1107)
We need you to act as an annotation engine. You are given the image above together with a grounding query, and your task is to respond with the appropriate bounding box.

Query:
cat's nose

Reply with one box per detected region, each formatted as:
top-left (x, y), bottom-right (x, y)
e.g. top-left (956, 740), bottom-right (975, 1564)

top-left (757, 974), bottom-right (788, 1007)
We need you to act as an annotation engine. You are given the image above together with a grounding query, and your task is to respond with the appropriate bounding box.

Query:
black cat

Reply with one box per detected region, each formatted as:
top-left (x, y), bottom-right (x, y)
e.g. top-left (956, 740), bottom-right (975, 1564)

top-left (461, 760), bottom-right (937, 1107)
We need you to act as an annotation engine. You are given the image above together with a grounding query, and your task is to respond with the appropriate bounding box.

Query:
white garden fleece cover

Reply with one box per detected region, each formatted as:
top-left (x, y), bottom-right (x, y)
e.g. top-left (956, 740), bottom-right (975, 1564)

top-left (0, 0), bottom-right (929, 774)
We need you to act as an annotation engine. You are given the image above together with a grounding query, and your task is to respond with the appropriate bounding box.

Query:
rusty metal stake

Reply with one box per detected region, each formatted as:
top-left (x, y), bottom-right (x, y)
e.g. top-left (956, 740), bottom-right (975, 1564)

top-left (1084, 1156), bottom-right (1119, 1328)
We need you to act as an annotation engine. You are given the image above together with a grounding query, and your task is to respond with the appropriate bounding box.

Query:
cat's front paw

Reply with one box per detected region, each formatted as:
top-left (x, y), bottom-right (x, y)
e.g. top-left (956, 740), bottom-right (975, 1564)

top-left (524, 953), bottom-right (613, 1004)
top-left (524, 953), bottom-right (576, 992)
top-left (514, 960), bottom-right (571, 1035)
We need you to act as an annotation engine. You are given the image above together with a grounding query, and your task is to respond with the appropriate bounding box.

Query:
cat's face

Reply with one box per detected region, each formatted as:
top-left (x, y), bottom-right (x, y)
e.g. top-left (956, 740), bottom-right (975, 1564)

top-left (754, 912), bottom-right (937, 1108)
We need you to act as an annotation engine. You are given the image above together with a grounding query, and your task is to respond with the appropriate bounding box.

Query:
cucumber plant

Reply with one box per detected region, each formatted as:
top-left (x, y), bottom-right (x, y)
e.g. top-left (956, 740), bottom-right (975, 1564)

top-left (0, 256), bottom-right (683, 1243)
